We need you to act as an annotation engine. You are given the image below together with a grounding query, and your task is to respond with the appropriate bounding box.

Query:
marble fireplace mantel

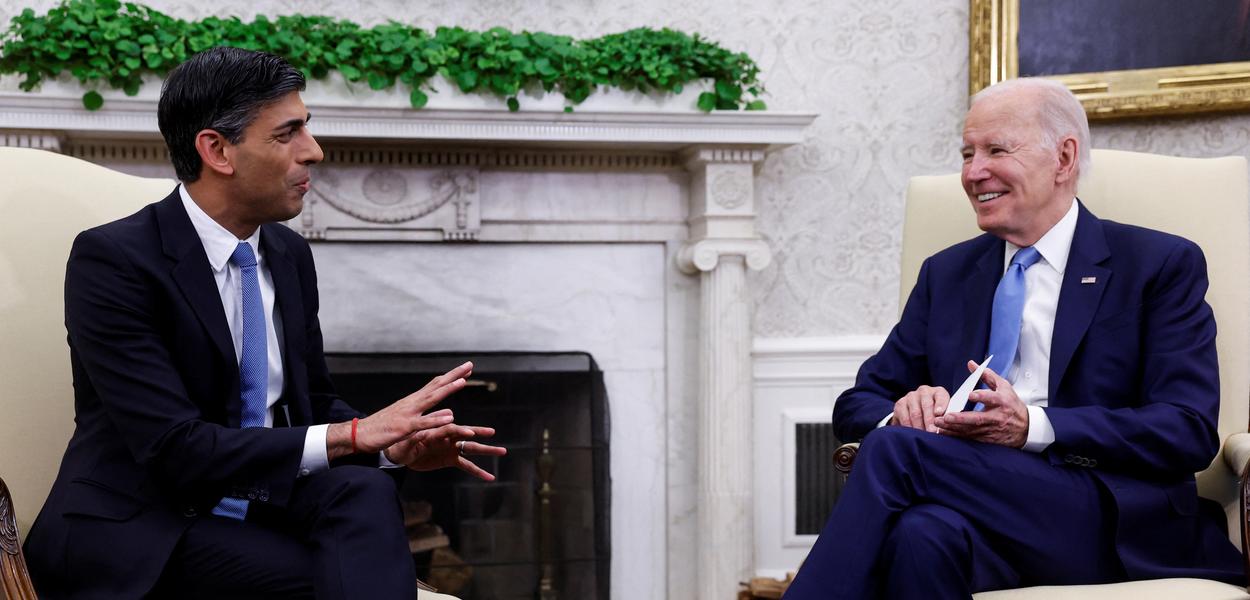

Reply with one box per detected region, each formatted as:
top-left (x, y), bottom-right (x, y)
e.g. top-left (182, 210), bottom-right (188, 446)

top-left (0, 80), bottom-right (816, 600)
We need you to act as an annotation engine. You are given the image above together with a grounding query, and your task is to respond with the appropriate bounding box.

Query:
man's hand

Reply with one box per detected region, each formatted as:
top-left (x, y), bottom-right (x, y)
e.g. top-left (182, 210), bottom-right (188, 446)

top-left (385, 424), bottom-right (507, 481)
top-left (327, 361), bottom-right (474, 460)
top-left (891, 385), bottom-right (950, 433)
top-left (934, 360), bottom-right (1029, 447)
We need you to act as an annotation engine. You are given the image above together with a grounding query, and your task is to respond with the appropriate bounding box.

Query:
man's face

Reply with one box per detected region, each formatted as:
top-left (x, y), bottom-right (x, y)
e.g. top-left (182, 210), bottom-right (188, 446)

top-left (960, 91), bottom-right (1068, 247)
top-left (225, 91), bottom-right (323, 227)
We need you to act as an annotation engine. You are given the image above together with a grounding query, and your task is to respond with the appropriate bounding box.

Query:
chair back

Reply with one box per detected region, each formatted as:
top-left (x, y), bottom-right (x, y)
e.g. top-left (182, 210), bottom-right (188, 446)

top-left (900, 149), bottom-right (1250, 544)
top-left (0, 147), bottom-right (174, 540)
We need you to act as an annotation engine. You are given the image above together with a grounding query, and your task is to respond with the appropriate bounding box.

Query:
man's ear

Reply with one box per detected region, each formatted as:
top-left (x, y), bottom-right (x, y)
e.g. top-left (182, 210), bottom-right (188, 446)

top-left (1054, 136), bottom-right (1079, 185)
top-left (194, 130), bottom-right (235, 177)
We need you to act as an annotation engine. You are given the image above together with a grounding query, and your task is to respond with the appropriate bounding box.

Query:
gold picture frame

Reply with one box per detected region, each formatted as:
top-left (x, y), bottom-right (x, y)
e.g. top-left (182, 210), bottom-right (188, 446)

top-left (969, 0), bottom-right (1250, 120)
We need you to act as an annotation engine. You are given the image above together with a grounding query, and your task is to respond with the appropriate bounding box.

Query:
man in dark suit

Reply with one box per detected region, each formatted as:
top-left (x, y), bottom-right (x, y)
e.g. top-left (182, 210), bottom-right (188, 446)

top-left (783, 78), bottom-right (1245, 598)
top-left (23, 47), bottom-right (504, 599)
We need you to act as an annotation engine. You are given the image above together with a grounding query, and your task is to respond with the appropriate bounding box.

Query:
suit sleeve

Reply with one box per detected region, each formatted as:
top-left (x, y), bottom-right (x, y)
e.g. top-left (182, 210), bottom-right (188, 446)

top-left (65, 229), bottom-right (307, 506)
top-left (833, 259), bottom-right (935, 442)
top-left (1045, 240), bottom-right (1222, 476)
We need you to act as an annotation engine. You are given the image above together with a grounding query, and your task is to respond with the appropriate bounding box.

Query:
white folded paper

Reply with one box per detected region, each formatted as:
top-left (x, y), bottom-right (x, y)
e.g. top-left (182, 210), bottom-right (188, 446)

top-left (945, 355), bottom-right (993, 414)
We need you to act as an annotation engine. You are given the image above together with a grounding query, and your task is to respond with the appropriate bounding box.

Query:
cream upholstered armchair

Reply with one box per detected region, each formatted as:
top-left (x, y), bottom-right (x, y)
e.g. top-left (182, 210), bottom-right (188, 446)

top-left (0, 147), bottom-right (172, 599)
top-left (829, 149), bottom-right (1250, 599)
top-left (0, 148), bottom-right (460, 599)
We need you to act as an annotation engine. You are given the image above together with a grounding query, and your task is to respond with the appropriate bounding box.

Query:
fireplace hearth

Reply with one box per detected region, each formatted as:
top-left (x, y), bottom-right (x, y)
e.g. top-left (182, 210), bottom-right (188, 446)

top-left (327, 352), bottom-right (610, 599)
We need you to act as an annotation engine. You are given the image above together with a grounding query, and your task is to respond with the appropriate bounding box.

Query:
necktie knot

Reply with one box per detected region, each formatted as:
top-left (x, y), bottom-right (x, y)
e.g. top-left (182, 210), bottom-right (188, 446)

top-left (230, 242), bottom-right (257, 269)
top-left (1011, 246), bottom-right (1041, 270)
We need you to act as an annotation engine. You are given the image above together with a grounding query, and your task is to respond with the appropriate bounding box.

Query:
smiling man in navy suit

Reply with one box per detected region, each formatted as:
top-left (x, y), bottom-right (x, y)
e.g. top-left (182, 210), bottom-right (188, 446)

top-left (23, 47), bottom-right (504, 599)
top-left (783, 78), bottom-right (1245, 599)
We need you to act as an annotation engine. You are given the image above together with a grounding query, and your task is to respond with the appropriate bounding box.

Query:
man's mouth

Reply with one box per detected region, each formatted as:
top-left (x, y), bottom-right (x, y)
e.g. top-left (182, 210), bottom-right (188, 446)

top-left (977, 191), bottom-right (1004, 202)
top-left (294, 178), bottom-right (311, 193)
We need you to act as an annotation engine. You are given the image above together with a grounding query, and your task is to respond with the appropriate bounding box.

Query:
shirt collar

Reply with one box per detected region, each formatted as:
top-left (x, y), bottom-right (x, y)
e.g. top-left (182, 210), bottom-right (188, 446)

top-left (1004, 197), bottom-right (1078, 275)
top-left (179, 185), bottom-right (262, 272)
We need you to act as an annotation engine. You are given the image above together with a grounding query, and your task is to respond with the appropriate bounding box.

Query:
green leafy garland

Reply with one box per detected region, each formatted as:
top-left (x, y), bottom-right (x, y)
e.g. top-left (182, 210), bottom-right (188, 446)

top-left (0, 0), bottom-right (767, 112)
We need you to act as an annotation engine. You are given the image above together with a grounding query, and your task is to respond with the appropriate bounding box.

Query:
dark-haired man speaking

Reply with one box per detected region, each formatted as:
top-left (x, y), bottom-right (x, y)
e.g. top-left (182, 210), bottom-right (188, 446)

top-left (23, 47), bottom-right (501, 599)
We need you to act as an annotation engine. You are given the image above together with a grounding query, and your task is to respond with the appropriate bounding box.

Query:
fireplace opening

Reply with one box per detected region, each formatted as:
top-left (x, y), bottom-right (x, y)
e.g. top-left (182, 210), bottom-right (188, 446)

top-left (326, 351), bottom-right (610, 599)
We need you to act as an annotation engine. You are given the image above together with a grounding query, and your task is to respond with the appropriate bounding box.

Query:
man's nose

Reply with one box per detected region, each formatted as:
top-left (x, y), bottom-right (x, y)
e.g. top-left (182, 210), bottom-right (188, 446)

top-left (300, 132), bottom-right (324, 165)
top-left (963, 154), bottom-right (990, 181)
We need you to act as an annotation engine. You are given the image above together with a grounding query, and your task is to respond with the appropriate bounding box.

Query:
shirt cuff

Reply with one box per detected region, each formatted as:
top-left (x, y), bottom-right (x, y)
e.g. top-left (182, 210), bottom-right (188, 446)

top-left (1022, 405), bottom-right (1056, 452)
top-left (378, 449), bottom-right (402, 469)
top-left (299, 424), bottom-right (330, 477)
top-left (876, 411), bottom-right (893, 429)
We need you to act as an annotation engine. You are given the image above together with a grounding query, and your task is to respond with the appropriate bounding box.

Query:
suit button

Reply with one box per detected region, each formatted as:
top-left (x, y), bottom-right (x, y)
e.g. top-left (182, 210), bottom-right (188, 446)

top-left (247, 491), bottom-right (258, 500)
top-left (258, 491), bottom-right (270, 502)
top-left (1088, 459), bottom-right (1098, 468)
top-left (1064, 454), bottom-right (1075, 463)
top-left (183, 506), bottom-right (198, 518)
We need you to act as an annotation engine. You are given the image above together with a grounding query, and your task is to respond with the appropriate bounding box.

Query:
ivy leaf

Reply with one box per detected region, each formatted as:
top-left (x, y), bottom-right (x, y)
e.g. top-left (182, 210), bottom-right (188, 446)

top-left (366, 71), bottom-right (391, 90)
top-left (339, 64), bottom-right (362, 80)
top-left (696, 91), bottom-right (716, 112)
top-left (534, 57), bottom-right (557, 77)
top-left (454, 69), bottom-right (477, 91)
top-left (745, 99), bottom-right (766, 111)
top-left (506, 96), bottom-right (519, 112)
top-left (409, 87), bottom-right (429, 108)
top-left (714, 79), bottom-right (741, 102)
top-left (115, 39), bottom-right (141, 56)
top-left (81, 90), bottom-right (104, 110)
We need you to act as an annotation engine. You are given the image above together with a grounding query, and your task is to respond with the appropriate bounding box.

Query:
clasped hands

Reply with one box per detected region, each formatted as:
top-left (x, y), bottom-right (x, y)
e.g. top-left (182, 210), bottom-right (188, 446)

top-left (890, 360), bottom-right (1029, 448)
top-left (329, 361), bottom-right (507, 481)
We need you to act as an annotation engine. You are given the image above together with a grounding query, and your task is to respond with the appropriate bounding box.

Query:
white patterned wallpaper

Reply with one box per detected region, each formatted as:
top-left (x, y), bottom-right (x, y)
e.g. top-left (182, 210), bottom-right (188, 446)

top-left (5, 0), bottom-right (1250, 337)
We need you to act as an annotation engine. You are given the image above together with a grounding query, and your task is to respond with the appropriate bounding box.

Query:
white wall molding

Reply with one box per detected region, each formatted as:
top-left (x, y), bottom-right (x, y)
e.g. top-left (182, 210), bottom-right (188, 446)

top-left (752, 334), bottom-right (885, 577)
top-left (0, 76), bottom-right (815, 151)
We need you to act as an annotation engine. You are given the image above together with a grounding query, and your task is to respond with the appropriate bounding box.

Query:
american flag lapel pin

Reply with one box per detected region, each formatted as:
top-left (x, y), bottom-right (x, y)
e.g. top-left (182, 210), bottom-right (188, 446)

top-left (1081, 276), bottom-right (1097, 284)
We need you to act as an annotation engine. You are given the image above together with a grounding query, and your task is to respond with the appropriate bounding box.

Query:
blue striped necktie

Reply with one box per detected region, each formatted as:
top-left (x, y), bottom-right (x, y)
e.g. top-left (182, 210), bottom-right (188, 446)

top-left (212, 242), bottom-right (268, 520)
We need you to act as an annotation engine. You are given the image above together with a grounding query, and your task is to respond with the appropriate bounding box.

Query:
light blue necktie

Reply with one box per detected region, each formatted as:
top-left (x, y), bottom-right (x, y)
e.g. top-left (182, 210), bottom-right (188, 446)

top-left (212, 242), bottom-right (268, 520)
top-left (977, 246), bottom-right (1041, 411)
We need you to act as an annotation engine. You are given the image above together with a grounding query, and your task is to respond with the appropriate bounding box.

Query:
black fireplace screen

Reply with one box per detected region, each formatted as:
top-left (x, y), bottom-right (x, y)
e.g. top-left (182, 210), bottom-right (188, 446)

top-left (325, 352), bottom-right (610, 600)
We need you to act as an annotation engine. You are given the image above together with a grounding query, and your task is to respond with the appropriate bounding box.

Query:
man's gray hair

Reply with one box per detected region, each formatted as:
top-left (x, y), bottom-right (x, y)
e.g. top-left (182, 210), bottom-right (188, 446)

top-left (971, 78), bottom-right (1091, 179)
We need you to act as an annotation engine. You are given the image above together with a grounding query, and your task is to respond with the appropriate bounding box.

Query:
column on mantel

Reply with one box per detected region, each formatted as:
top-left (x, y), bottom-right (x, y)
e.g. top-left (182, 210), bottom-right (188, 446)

top-left (676, 147), bottom-right (772, 600)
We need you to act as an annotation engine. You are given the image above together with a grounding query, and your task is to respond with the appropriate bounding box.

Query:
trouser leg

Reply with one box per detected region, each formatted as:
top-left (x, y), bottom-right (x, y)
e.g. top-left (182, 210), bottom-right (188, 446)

top-left (283, 465), bottom-right (416, 600)
top-left (154, 466), bottom-right (415, 600)
top-left (783, 426), bottom-right (1120, 599)
top-left (879, 504), bottom-right (1017, 600)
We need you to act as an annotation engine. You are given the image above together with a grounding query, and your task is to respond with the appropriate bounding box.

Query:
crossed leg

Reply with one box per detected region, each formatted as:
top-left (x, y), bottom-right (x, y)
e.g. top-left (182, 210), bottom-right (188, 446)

top-left (784, 426), bottom-right (1122, 599)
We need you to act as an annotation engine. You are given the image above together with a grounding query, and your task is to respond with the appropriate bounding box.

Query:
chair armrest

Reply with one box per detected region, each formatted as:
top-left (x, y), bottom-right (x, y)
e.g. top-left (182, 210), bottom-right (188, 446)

top-left (833, 442), bottom-right (861, 487)
top-left (1223, 433), bottom-right (1250, 588)
top-left (1, 476), bottom-right (37, 600)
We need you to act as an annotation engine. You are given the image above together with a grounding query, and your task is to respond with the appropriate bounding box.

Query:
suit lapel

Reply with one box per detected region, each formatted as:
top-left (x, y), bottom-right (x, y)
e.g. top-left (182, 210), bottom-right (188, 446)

top-left (156, 190), bottom-right (241, 424)
top-left (956, 236), bottom-right (1003, 388)
top-left (1048, 202), bottom-right (1111, 404)
top-left (261, 225), bottom-right (312, 426)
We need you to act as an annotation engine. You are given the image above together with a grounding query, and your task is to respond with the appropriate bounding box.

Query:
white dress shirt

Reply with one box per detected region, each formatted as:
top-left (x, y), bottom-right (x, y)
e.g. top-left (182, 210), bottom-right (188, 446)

top-left (877, 199), bottom-right (1077, 452)
top-left (179, 186), bottom-right (330, 477)
top-left (1005, 198), bottom-right (1077, 452)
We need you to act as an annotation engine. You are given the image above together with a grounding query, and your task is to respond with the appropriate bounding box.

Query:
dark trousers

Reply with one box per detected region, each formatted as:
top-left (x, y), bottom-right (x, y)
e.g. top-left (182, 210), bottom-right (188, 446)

top-left (783, 427), bottom-right (1123, 600)
top-left (153, 465), bottom-right (414, 599)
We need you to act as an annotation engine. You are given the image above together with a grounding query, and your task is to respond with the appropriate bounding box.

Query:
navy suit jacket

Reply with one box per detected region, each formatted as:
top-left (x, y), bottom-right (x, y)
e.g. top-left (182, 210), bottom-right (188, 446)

top-left (833, 202), bottom-right (1244, 582)
top-left (24, 190), bottom-right (364, 597)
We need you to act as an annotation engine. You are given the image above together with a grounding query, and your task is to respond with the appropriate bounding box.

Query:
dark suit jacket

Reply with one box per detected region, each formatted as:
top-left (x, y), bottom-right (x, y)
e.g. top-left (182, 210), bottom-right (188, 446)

top-left (833, 202), bottom-right (1244, 582)
top-left (24, 189), bottom-right (363, 597)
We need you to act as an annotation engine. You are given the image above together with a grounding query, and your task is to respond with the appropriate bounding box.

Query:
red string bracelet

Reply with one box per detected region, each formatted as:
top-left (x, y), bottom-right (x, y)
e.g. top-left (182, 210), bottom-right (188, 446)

top-left (351, 417), bottom-right (359, 454)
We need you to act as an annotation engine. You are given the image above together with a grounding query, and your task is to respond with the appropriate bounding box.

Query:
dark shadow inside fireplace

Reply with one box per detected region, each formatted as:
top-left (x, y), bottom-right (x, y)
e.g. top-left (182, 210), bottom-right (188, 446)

top-left (326, 351), bottom-right (610, 600)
